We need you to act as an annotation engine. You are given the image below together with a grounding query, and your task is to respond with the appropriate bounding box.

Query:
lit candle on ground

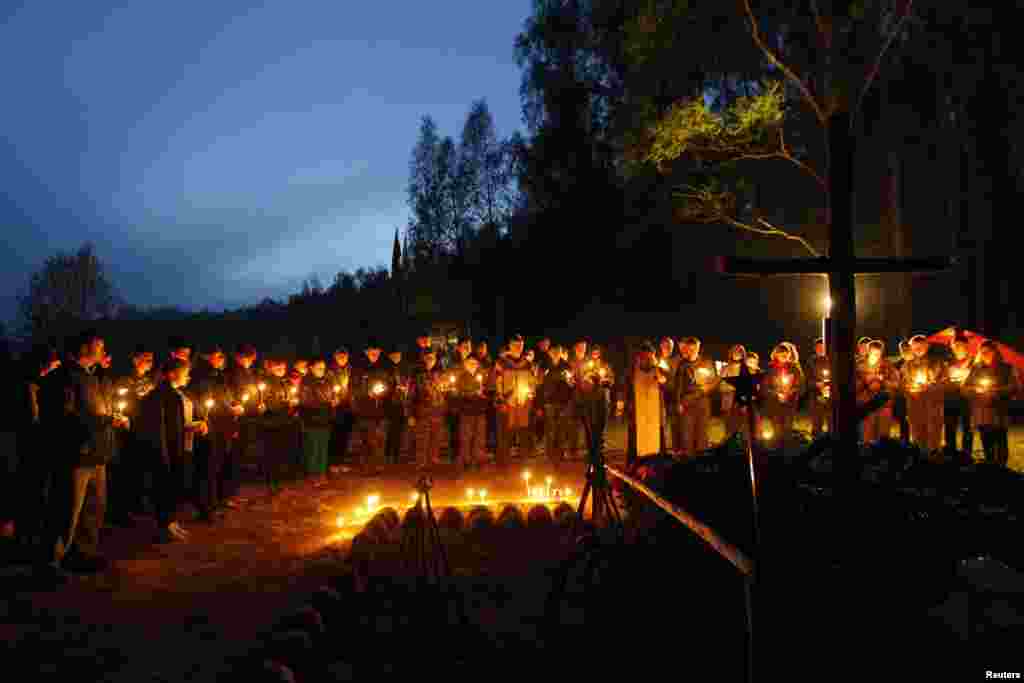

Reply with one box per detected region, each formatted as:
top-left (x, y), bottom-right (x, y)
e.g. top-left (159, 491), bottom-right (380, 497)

top-left (545, 476), bottom-right (553, 498)
top-left (564, 487), bottom-right (572, 499)
top-left (479, 489), bottom-right (487, 503)
top-left (466, 488), bottom-right (475, 502)
top-left (523, 470), bottom-right (531, 497)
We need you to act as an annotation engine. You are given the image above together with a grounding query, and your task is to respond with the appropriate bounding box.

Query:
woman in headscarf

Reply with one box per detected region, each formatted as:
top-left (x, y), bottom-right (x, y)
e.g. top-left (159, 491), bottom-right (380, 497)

top-left (759, 343), bottom-right (805, 447)
top-left (962, 341), bottom-right (1020, 466)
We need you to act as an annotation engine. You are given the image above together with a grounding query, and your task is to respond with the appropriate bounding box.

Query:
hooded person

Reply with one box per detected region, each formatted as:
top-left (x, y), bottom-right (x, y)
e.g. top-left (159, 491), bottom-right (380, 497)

top-left (383, 346), bottom-right (411, 465)
top-left (536, 345), bottom-right (575, 463)
top-left (901, 335), bottom-right (946, 454)
top-left (350, 339), bottom-right (394, 475)
top-left (856, 340), bottom-right (900, 443)
top-left (759, 343), bottom-right (806, 448)
top-left (409, 350), bottom-right (448, 469)
top-left (942, 333), bottom-right (975, 461)
top-left (327, 347), bottom-right (354, 469)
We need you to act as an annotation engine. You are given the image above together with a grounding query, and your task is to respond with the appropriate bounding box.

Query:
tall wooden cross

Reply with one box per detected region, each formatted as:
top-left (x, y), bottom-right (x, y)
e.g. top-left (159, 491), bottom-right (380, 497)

top-left (715, 114), bottom-right (956, 495)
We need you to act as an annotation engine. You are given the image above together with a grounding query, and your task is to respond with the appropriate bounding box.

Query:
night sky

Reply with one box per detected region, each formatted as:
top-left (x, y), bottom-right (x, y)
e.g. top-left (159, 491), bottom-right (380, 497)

top-left (0, 1), bottom-right (527, 324)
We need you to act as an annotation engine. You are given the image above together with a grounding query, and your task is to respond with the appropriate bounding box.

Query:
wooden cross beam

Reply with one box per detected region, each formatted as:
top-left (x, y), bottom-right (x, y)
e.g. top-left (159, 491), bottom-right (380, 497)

top-left (715, 255), bottom-right (957, 277)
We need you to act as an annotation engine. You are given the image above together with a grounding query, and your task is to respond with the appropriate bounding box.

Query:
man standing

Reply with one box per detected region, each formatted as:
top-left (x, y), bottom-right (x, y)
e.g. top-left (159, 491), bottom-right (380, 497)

top-left (38, 330), bottom-right (130, 573)
top-left (327, 348), bottom-right (353, 470)
top-left (808, 338), bottom-right (832, 437)
top-left (410, 350), bottom-right (447, 469)
top-left (351, 341), bottom-right (393, 476)
top-left (452, 355), bottom-right (488, 472)
top-left (445, 338), bottom-right (473, 464)
top-left (536, 345), bottom-right (575, 463)
top-left (107, 345), bottom-right (156, 525)
top-left (138, 358), bottom-right (208, 543)
top-left (225, 344), bottom-right (259, 506)
top-left (656, 337), bottom-right (680, 452)
top-left (893, 340), bottom-right (914, 444)
top-left (495, 334), bottom-right (536, 466)
top-left (384, 347), bottom-right (410, 465)
top-left (902, 335), bottom-right (945, 454)
top-left (963, 341), bottom-right (1019, 466)
top-left (567, 339), bottom-right (591, 458)
top-left (190, 345), bottom-right (235, 519)
top-left (258, 357), bottom-right (299, 491)
top-left (673, 337), bottom-right (719, 457)
top-left (299, 358), bottom-right (336, 483)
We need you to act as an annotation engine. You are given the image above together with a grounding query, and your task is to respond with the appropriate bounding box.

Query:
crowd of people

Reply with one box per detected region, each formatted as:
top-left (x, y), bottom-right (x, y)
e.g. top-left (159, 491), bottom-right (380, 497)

top-left (3, 327), bottom-right (1019, 579)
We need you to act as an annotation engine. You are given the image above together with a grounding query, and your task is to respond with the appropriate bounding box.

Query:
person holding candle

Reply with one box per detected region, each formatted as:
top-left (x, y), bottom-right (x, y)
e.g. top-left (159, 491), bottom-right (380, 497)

top-left (673, 337), bottom-right (719, 457)
top-left (257, 357), bottom-right (300, 492)
top-left (536, 345), bottom-right (575, 464)
top-left (190, 345), bottom-right (236, 519)
top-left (942, 334), bottom-right (975, 461)
top-left (855, 340), bottom-right (900, 443)
top-left (855, 337), bottom-right (872, 366)
top-left (495, 334), bottom-right (537, 466)
top-left (351, 340), bottom-right (393, 476)
top-left (901, 335), bottom-right (945, 453)
top-left (384, 347), bottom-right (410, 466)
top-left (107, 345), bottom-right (157, 526)
top-left (808, 338), bottom-right (831, 437)
top-left (718, 344), bottom-right (749, 439)
top-left (137, 358), bottom-right (207, 544)
top-left (224, 344), bottom-right (258, 506)
top-left (759, 343), bottom-right (805, 447)
top-left (452, 355), bottom-right (489, 472)
top-left (36, 330), bottom-right (130, 574)
top-left (892, 340), bottom-right (915, 444)
top-left (962, 341), bottom-right (1019, 466)
top-left (327, 347), bottom-right (354, 471)
top-left (446, 337), bottom-right (473, 464)
top-left (656, 337), bottom-right (680, 453)
top-left (292, 358), bottom-right (309, 378)
top-left (299, 358), bottom-right (335, 484)
top-left (410, 350), bottom-right (448, 469)
top-left (567, 339), bottom-right (592, 459)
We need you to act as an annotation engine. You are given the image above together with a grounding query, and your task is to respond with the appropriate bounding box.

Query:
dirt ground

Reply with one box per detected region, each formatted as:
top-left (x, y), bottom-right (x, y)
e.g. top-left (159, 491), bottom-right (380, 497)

top-left (1, 415), bottom-right (1020, 682)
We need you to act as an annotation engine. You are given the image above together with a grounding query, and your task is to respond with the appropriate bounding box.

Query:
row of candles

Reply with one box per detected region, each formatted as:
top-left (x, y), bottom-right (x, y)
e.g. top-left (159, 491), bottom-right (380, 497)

top-left (336, 473), bottom-right (575, 528)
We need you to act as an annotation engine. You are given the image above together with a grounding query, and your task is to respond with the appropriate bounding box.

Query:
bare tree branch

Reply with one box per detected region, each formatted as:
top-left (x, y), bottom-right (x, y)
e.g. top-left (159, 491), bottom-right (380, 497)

top-left (675, 185), bottom-right (822, 257)
top-left (741, 0), bottom-right (827, 124)
top-left (853, 0), bottom-right (916, 130)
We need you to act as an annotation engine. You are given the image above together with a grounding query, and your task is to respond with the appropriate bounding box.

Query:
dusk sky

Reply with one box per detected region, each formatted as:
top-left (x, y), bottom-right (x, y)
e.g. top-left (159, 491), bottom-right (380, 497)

top-left (0, 1), bottom-right (528, 325)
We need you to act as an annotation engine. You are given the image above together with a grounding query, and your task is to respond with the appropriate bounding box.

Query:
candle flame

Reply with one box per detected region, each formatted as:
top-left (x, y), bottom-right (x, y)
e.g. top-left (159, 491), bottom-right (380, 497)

top-left (466, 488), bottom-right (475, 500)
top-left (523, 471), bottom-right (531, 480)
top-left (205, 399), bottom-right (215, 409)
top-left (241, 393), bottom-right (250, 402)
top-left (336, 515), bottom-right (345, 528)
top-left (118, 388), bottom-right (128, 396)
top-left (290, 387), bottom-right (297, 395)
top-left (373, 383), bottom-right (385, 395)
top-left (258, 383), bottom-right (266, 392)
top-left (333, 385), bottom-right (340, 393)
top-left (117, 401), bottom-right (126, 412)
top-left (366, 494), bottom-right (379, 511)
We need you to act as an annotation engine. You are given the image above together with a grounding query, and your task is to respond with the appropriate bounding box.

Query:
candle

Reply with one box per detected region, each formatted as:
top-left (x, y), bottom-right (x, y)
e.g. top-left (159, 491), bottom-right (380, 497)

top-left (118, 387), bottom-right (128, 396)
top-left (336, 515), bottom-right (345, 528)
top-left (410, 492), bottom-right (419, 504)
top-left (823, 369), bottom-right (830, 377)
top-left (205, 398), bottom-right (215, 410)
top-left (449, 374), bottom-right (456, 385)
top-left (915, 371), bottom-right (926, 386)
top-left (366, 494), bottom-right (380, 512)
top-left (979, 377), bottom-right (993, 393)
top-left (781, 373), bottom-right (791, 387)
top-left (523, 470), bottom-right (531, 497)
top-left (761, 424), bottom-right (775, 441)
top-left (290, 387), bottom-right (298, 396)
top-left (658, 359), bottom-right (669, 371)
top-left (372, 382), bottom-right (385, 396)
top-left (479, 489), bottom-right (487, 502)
top-left (466, 488), bottom-right (475, 501)
top-left (545, 476), bottom-right (553, 498)
top-left (598, 367), bottom-right (606, 379)
top-left (241, 393), bottom-right (250, 403)
top-left (564, 487), bottom-right (572, 499)
top-left (117, 401), bottom-right (127, 413)
top-left (333, 384), bottom-right (340, 394)
top-left (258, 383), bottom-right (266, 393)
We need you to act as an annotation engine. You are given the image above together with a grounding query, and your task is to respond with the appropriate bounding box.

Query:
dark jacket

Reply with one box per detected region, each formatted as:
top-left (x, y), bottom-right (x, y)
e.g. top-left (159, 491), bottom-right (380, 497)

top-left (38, 362), bottom-right (116, 467)
top-left (537, 361), bottom-right (574, 407)
top-left (137, 382), bottom-right (186, 467)
top-left (410, 366), bottom-right (447, 417)
top-left (673, 357), bottom-right (720, 405)
top-left (299, 374), bottom-right (336, 429)
top-left (352, 361), bottom-right (395, 419)
top-left (450, 368), bottom-right (489, 416)
top-left (327, 363), bottom-right (353, 411)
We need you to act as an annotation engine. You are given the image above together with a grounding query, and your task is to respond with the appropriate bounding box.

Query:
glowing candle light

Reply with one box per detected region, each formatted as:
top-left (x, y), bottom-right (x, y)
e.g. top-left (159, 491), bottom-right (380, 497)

top-left (823, 369), bottom-right (830, 377)
top-left (258, 383), bottom-right (266, 393)
top-left (117, 401), bottom-right (127, 413)
top-left (479, 489), bottom-right (487, 503)
top-left (564, 487), bottom-right (572, 499)
top-left (333, 385), bottom-right (341, 394)
top-left (336, 515), bottom-right (345, 528)
top-left (117, 387), bottom-right (128, 396)
top-left (466, 488), bottom-right (475, 501)
top-left (546, 476), bottom-right (553, 498)
top-left (761, 424), bottom-right (775, 441)
top-left (410, 492), bottom-right (420, 504)
top-left (523, 470), bottom-right (532, 497)
top-left (373, 383), bottom-right (385, 396)
top-left (449, 374), bottom-right (456, 385)
top-left (658, 359), bottom-right (669, 371)
top-left (205, 398), bottom-right (215, 410)
top-left (980, 377), bottom-right (993, 392)
top-left (366, 494), bottom-right (379, 513)
top-left (241, 393), bottom-right (250, 403)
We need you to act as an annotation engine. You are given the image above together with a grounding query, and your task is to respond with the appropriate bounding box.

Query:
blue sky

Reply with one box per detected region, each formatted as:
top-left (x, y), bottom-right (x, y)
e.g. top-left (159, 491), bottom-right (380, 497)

top-left (0, 1), bottom-right (528, 324)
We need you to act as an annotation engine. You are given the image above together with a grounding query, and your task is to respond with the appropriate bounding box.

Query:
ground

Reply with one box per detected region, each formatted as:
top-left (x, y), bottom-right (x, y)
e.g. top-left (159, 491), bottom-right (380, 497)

top-left (1, 416), bottom-right (1021, 681)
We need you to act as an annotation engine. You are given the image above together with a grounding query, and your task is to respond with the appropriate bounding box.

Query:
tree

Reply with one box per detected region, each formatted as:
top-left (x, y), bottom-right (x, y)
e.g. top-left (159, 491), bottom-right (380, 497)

top-left (18, 242), bottom-right (117, 340)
